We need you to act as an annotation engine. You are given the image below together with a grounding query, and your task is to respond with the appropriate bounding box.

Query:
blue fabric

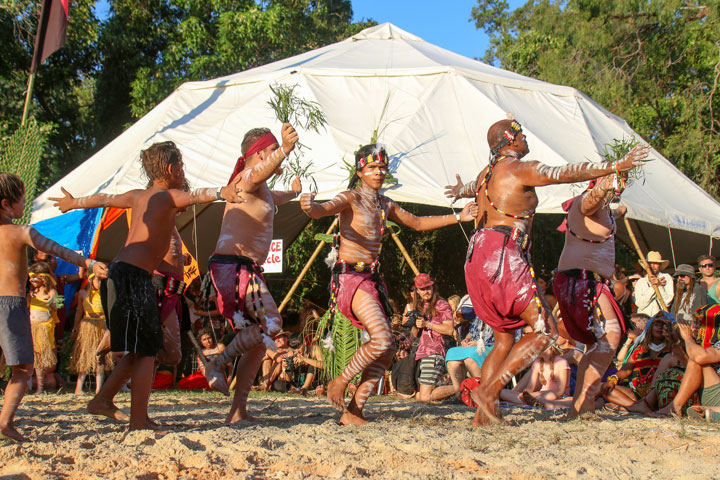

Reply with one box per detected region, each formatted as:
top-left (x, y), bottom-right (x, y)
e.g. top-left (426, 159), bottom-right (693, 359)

top-left (31, 208), bottom-right (103, 313)
top-left (445, 345), bottom-right (493, 368)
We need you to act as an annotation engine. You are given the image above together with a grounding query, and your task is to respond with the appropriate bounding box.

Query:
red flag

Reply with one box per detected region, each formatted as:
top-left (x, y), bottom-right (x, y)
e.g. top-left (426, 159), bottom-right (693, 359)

top-left (31, 0), bottom-right (70, 73)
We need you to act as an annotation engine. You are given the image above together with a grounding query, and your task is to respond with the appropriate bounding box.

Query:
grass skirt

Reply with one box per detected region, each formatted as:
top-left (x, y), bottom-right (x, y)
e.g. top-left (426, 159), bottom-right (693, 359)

top-left (70, 317), bottom-right (113, 374)
top-left (31, 322), bottom-right (56, 370)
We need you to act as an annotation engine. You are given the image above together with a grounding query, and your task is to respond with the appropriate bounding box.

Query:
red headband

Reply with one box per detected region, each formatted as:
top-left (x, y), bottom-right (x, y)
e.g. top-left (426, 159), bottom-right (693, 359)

top-left (228, 132), bottom-right (279, 184)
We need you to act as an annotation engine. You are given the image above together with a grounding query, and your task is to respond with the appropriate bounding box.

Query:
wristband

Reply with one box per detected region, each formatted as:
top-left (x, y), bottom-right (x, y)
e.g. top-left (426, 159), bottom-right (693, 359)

top-left (88, 259), bottom-right (97, 271)
top-left (454, 212), bottom-right (461, 222)
top-left (608, 374), bottom-right (619, 386)
top-left (216, 187), bottom-right (223, 201)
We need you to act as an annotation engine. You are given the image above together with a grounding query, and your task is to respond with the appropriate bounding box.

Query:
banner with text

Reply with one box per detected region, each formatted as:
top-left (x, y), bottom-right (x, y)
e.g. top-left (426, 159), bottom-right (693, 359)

top-left (262, 239), bottom-right (283, 273)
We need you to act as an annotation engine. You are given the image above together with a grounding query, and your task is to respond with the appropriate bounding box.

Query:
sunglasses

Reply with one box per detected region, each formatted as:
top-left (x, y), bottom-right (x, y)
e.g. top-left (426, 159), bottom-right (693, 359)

top-left (700, 263), bottom-right (715, 268)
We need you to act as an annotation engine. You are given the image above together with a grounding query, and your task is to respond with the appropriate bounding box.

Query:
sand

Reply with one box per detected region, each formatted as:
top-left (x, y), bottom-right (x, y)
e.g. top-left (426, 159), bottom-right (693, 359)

top-left (1, 391), bottom-right (719, 479)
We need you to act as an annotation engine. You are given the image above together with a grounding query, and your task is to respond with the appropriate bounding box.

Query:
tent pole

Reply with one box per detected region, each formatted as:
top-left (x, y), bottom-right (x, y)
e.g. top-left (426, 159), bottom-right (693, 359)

top-left (278, 217), bottom-right (339, 313)
top-left (390, 231), bottom-right (420, 275)
top-left (667, 227), bottom-right (677, 269)
top-left (623, 218), bottom-right (668, 312)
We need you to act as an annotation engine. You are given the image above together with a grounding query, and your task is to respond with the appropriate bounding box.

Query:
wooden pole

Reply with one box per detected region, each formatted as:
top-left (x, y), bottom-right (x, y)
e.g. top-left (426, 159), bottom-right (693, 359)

top-left (390, 231), bottom-right (420, 275)
top-left (278, 217), bottom-right (339, 313)
top-left (623, 217), bottom-right (668, 312)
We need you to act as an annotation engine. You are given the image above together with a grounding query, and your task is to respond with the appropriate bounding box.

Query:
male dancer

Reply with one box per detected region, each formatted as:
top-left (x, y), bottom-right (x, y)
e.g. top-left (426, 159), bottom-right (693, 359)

top-left (445, 118), bottom-right (649, 426)
top-left (300, 144), bottom-right (477, 425)
top-left (0, 173), bottom-right (107, 442)
top-left (202, 123), bottom-right (300, 424)
top-left (554, 173), bottom-right (631, 418)
top-left (51, 141), bottom-right (244, 431)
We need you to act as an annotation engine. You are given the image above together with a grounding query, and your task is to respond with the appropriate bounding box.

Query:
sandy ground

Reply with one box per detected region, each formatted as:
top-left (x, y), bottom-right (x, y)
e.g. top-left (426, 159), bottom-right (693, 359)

top-left (1, 391), bottom-right (719, 480)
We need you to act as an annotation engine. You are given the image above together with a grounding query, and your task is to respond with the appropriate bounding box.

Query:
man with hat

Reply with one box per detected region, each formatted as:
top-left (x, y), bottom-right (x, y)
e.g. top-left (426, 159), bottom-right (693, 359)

top-left (671, 264), bottom-right (705, 323)
top-left (201, 123), bottom-right (301, 424)
top-left (300, 144), bottom-right (476, 425)
top-left (634, 251), bottom-right (674, 317)
top-left (406, 273), bottom-right (455, 403)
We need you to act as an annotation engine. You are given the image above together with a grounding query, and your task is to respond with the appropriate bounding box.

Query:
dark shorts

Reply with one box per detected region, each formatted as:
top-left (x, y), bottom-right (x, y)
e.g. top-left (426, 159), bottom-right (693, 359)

top-left (102, 262), bottom-right (162, 356)
top-left (0, 296), bottom-right (33, 366)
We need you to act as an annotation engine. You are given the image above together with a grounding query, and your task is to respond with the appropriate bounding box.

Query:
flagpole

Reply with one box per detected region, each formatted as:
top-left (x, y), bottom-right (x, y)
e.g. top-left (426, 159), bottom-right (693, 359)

top-left (21, 0), bottom-right (51, 126)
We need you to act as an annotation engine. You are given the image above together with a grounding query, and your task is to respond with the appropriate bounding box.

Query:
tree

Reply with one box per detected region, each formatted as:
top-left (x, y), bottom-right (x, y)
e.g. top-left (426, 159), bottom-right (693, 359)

top-left (472, 0), bottom-right (720, 199)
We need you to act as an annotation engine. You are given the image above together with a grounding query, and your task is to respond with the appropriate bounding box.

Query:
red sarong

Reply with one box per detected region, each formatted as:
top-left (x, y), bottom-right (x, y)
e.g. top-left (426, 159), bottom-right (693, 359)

top-left (209, 260), bottom-right (259, 320)
top-left (178, 370), bottom-right (211, 390)
top-left (464, 228), bottom-right (534, 333)
top-left (553, 269), bottom-right (625, 346)
top-left (336, 271), bottom-right (387, 330)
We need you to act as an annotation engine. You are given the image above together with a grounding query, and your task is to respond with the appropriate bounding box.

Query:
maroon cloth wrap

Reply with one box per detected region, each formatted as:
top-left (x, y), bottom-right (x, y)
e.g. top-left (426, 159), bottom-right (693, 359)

top-left (209, 260), bottom-right (262, 321)
top-left (336, 271), bottom-right (388, 330)
top-left (464, 228), bottom-right (534, 333)
top-left (553, 270), bottom-right (625, 346)
top-left (228, 132), bottom-right (279, 183)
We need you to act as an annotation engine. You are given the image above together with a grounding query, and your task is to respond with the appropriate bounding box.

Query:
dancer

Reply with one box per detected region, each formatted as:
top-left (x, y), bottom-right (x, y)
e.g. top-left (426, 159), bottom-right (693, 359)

top-left (201, 123), bottom-right (299, 424)
top-left (300, 144), bottom-right (476, 425)
top-left (70, 272), bottom-right (113, 395)
top-left (445, 118), bottom-right (649, 425)
top-left (552, 169), bottom-right (635, 417)
top-left (50, 141), bottom-right (244, 431)
top-left (0, 172), bottom-right (107, 441)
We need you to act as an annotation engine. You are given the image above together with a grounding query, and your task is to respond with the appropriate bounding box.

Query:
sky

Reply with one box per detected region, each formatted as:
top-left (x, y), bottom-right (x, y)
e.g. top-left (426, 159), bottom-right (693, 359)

top-left (93, 1), bottom-right (526, 61)
top-left (351, 0), bottom-right (526, 60)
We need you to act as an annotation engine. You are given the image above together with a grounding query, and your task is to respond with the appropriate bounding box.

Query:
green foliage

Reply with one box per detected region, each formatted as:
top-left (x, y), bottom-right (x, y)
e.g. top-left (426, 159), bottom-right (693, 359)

top-left (0, 118), bottom-right (46, 223)
top-left (315, 309), bottom-right (361, 382)
top-left (472, 0), bottom-right (720, 199)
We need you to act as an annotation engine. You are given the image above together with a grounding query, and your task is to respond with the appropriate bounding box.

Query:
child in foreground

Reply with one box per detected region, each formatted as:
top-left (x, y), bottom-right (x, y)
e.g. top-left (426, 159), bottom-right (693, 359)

top-left (0, 172), bottom-right (108, 442)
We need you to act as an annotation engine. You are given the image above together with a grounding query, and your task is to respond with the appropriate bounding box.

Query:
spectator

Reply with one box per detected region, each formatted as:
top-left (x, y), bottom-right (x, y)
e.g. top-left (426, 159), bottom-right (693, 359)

top-left (671, 264), bottom-right (705, 322)
top-left (615, 313), bottom-right (650, 367)
top-left (178, 329), bottom-right (227, 390)
top-left (259, 331), bottom-right (296, 392)
top-left (602, 313), bottom-right (675, 407)
top-left (697, 255), bottom-right (719, 305)
top-left (657, 305), bottom-right (720, 421)
top-left (500, 345), bottom-right (570, 407)
top-left (633, 251), bottom-right (674, 317)
top-left (408, 273), bottom-right (455, 403)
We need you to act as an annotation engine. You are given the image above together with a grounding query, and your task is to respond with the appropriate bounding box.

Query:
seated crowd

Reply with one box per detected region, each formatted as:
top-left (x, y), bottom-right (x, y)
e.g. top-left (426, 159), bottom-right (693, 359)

top-left (5, 249), bottom-right (719, 424)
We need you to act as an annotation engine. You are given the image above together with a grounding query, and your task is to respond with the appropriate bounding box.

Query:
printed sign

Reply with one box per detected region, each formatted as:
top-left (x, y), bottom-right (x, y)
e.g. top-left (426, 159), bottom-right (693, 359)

top-left (262, 239), bottom-right (283, 273)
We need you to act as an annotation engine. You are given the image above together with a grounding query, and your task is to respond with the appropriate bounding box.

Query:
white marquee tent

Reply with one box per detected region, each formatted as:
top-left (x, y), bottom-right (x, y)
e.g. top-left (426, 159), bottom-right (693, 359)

top-left (31, 23), bottom-right (720, 267)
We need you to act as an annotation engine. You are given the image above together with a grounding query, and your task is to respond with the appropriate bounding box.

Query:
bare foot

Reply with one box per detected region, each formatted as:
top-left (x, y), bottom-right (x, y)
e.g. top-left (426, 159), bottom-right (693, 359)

top-left (521, 391), bottom-right (541, 407)
top-left (470, 388), bottom-right (504, 427)
top-left (0, 425), bottom-right (28, 442)
top-left (128, 422), bottom-right (169, 434)
top-left (87, 397), bottom-right (130, 422)
top-left (204, 360), bottom-right (230, 396)
top-left (339, 410), bottom-right (368, 426)
top-left (225, 412), bottom-right (259, 424)
top-left (327, 378), bottom-right (347, 412)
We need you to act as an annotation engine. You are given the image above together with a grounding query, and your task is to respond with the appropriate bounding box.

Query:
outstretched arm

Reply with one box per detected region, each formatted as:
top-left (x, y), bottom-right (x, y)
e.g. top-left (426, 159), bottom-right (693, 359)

top-left (24, 227), bottom-right (108, 279)
top-left (444, 173), bottom-right (481, 203)
top-left (300, 191), bottom-right (353, 219)
top-left (271, 176), bottom-right (302, 206)
top-left (519, 145), bottom-right (650, 188)
top-left (50, 188), bottom-right (142, 213)
top-left (169, 175), bottom-right (245, 208)
top-left (242, 123), bottom-right (298, 192)
top-left (388, 200), bottom-right (477, 231)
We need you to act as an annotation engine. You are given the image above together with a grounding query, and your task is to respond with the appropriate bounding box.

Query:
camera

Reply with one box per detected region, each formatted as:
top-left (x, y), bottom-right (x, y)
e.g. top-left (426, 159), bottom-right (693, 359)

top-left (403, 310), bottom-right (425, 329)
top-left (284, 355), bottom-right (295, 376)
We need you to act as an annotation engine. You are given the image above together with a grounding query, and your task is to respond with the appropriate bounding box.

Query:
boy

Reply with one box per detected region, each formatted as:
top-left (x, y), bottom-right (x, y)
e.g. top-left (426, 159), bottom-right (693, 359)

top-left (50, 141), bottom-right (244, 431)
top-left (0, 172), bottom-right (107, 441)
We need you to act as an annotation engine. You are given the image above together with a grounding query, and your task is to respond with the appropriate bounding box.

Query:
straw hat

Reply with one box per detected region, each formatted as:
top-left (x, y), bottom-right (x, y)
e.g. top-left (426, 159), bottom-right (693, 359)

top-left (643, 251), bottom-right (669, 270)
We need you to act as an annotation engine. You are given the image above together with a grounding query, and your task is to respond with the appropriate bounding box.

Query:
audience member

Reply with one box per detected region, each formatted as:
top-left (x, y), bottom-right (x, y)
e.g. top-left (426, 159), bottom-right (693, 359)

top-left (500, 345), bottom-right (570, 407)
top-left (408, 273), bottom-right (455, 402)
top-left (698, 255), bottom-right (719, 305)
top-left (178, 329), bottom-right (226, 390)
top-left (633, 251), bottom-right (674, 316)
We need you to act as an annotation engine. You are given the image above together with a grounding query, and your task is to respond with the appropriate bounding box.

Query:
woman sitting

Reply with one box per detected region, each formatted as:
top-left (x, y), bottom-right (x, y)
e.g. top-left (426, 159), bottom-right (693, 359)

top-left (178, 329), bottom-right (226, 390)
top-left (500, 344), bottom-right (570, 408)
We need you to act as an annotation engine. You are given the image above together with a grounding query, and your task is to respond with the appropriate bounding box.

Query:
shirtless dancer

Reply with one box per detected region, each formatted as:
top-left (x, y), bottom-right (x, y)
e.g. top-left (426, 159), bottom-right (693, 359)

top-left (554, 171), bottom-right (636, 418)
top-left (445, 119), bottom-right (649, 426)
top-left (51, 141), bottom-right (244, 431)
top-left (300, 144), bottom-right (477, 425)
top-left (0, 173), bottom-right (107, 442)
top-left (202, 123), bottom-right (300, 423)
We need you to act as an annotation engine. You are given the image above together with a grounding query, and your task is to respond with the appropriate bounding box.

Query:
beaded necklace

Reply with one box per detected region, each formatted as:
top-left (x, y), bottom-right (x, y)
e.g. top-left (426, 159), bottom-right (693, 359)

top-left (476, 156), bottom-right (536, 220)
top-left (567, 209), bottom-right (616, 244)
